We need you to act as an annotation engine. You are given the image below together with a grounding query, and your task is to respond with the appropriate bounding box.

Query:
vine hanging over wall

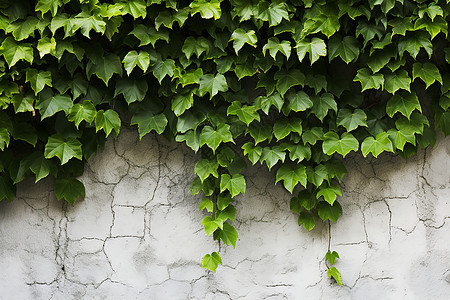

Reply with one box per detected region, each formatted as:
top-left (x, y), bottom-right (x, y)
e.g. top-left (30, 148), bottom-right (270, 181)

top-left (0, 0), bottom-right (449, 285)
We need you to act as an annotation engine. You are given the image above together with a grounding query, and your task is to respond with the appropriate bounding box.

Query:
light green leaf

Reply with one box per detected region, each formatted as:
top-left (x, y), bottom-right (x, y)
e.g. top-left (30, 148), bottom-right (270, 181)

top-left (122, 50), bottom-right (150, 75)
top-left (199, 124), bottom-right (234, 153)
top-left (317, 201), bottom-right (342, 223)
top-left (36, 0), bottom-right (62, 17)
top-left (202, 252), bottom-right (222, 272)
top-left (44, 134), bottom-right (82, 165)
top-left (254, 93), bottom-right (284, 115)
top-left (275, 164), bottom-right (307, 193)
top-left (6, 17), bottom-right (38, 41)
top-left (190, 0), bottom-right (222, 20)
top-left (86, 53), bottom-right (123, 86)
top-left (129, 24), bottom-right (170, 47)
top-left (306, 164), bottom-right (328, 187)
top-left (295, 37), bottom-right (327, 65)
top-left (54, 178), bottom-right (85, 205)
top-left (182, 36), bottom-right (209, 60)
top-left (230, 28), bottom-right (257, 54)
top-left (198, 73), bottom-right (228, 99)
top-left (68, 100), bottom-right (96, 129)
top-left (298, 211), bottom-right (315, 231)
top-left (95, 109), bottom-right (121, 137)
top-left (36, 92), bottom-right (72, 120)
top-left (361, 132), bottom-right (394, 158)
top-left (122, 0), bottom-right (147, 19)
top-left (217, 193), bottom-right (233, 210)
top-left (220, 174), bottom-right (246, 197)
top-left (302, 127), bottom-right (324, 145)
top-left (387, 129), bottom-right (416, 151)
top-left (26, 69), bottom-right (52, 95)
top-left (199, 197), bottom-right (214, 212)
top-left (310, 93), bottom-right (337, 122)
top-left (273, 118), bottom-right (302, 141)
top-left (285, 91), bottom-right (313, 113)
top-left (242, 142), bottom-right (262, 165)
top-left (328, 35), bottom-right (360, 63)
top-left (0, 128), bottom-right (10, 151)
top-left (274, 69), bottom-right (305, 96)
top-left (176, 129), bottom-right (200, 152)
top-left (336, 108), bottom-right (368, 132)
top-left (131, 111), bottom-right (167, 139)
top-left (152, 59), bottom-right (176, 84)
top-left (286, 143), bottom-right (311, 162)
top-left (418, 2), bottom-right (443, 21)
top-left (202, 216), bottom-right (223, 236)
top-left (11, 94), bottom-right (35, 113)
top-left (260, 146), bottom-right (286, 170)
top-left (325, 250), bottom-right (340, 265)
top-left (412, 62), bottom-right (442, 89)
top-left (322, 132), bottom-right (359, 158)
top-left (0, 37), bottom-right (33, 67)
top-left (218, 222), bottom-right (238, 247)
top-left (317, 184), bottom-right (342, 205)
top-left (263, 37), bottom-right (291, 60)
top-left (398, 31), bottom-right (432, 59)
top-left (354, 68), bottom-right (384, 92)
top-left (70, 11), bottom-right (106, 38)
top-left (195, 159), bottom-right (219, 182)
top-left (172, 92), bottom-right (193, 117)
top-left (37, 37), bottom-right (56, 58)
top-left (384, 70), bottom-right (411, 94)
top-left (256, 1), bottom-right (289, 27)
top-left (227, 101), bottom-right (260, 126)
top-left (327, 267), bottom-right (343, 286)
top-left (386, 92), bottom-right (421, 119)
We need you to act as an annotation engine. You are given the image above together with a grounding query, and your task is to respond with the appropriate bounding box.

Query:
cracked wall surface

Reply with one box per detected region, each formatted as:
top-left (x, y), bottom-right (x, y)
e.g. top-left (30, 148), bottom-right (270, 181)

top-left (0, 128), bottom-right (449, 299)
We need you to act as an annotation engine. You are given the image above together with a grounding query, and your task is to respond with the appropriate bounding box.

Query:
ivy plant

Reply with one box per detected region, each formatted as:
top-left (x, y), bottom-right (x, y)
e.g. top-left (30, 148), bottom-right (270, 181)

top-left (0, 0), bottom-right (449, 284)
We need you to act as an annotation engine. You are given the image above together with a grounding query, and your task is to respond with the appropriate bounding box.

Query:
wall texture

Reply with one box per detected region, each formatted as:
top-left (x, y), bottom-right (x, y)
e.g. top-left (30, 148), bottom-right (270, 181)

top-left (0, 128), bottom-right (449, 300)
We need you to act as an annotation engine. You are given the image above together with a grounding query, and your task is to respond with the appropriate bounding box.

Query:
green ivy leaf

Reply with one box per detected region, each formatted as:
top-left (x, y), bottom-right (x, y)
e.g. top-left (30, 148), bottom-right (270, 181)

top-left (122, 50), bottom-right (150, 75)
top-left (260, 146), bottom-right (286, 170)
top-left (336, 108), bottom-right (368, 132)
top-left (387, 129), bottom-right (416, 151)
top-left (230, 28), bottom-right (257, 54)
top-left (202, 252), bottom-right (222, 272)
top-left (182, 36), bottom-right (210, 59)
top-left (328, 35), bottom-right (360, 63)
top-left (263, 37), bottom-right (291, 60)
top-left (0, 128), bottom-right (10, 151)
top-left (176, 129), bottom-right (200, 152)
top-left (151, 59), bottom-right (175, 84)
top-left (129, 24), bottom-right (170, 47)
top-left (190, 0), bottom-right (221, 19)
top-left (384, 70), bottom-right (411, 94)
top-left (199, 124), bottom-right (234, 153)
top-left (36, 91), bottom-right (72, 120)
top-left (285, 91), bottom-right (313, 113)
top-left (202, 216), bottom-right (223, 236)
top-left (218, 222), bottom-right (238, 247)
top-left (295, 37), bottom-right (327, 65)
top-left (412, 62), bottom-right (442, 89)
top-left (198, 73), bottom-right (228, 99)
top-left (256, 1), bottom-right (289, 27)
top-left (298, 211), bottom-right (315, 231)
top-left (327, 267), bottom-right (343, 286)
top-left (220, 174), bottom-right (246, 197)
top-left (227, 101), bottom-right (260, 126)
top-left (172, 92), bottom-right (194, 117)
top-left (386, 92), bottom-right (421, 119)
top-left (275, 164), bottom-right (307, 193)
top-left (36, 0), bottom-right (61, 17)
top-left (310, 93), bottom-right (337, 122)
top-left (53, 178), bottom-right (85, 205)
top-left (306, 164), bottom-right (328, 187)
top-left (68, 100), bottom-right (96, 129)
top-left (254, 93), bottom-right (284, 115)
top-left (361, 132), bottom-right (394, 158)
top-left (317, 201), bottom-right (342, 223)
top-left (95, 109), bottom-right (121, 137)
top-left (44, 134), bottom-right (82, 165)
top-left (273, 118), bottom-right (302, 141)
top-left (0, 174), bottom-right (15, 202)
top-left (121, 0), bottom-right (147, 19)
top-left (0, 37), bottom-right (33, 67)
top-left (11, 93), bottom-right (35, 113)
top-left (317, 184), bottom-right (342, 205)
top-left (322, 132), bottom-right (359, 158)
top-left (242, 142), bottom-right (262, 165)
top-left (37, 37), bottom-right (56, 58)
top-left (86, 53), bottom-right (123, 86)
top-left (195, 159), bottom-right (219, 182)
top-left (302, 127), bottom-right (324, 145)
top-left (130, 111), bottom-right (168, 139)
top-left (199, 197), bottom-right (214, 212)
top-left (354, 68), bottom-right (384, 92)
top-left (291, 189), bottom-right (316, 213)
top-left (395, 113), bottom-right (429, 135)
top-left (274, 69), bottom-right (305, 96)
top-left (114, 78), bottom-right (148, 104)
top-left (398, 32), bottom-right (432, 59)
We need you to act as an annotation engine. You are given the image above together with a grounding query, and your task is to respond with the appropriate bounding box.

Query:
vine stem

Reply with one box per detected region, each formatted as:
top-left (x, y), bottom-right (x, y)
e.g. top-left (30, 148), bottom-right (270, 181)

top-left (328, 220), bottom-right (331, 252)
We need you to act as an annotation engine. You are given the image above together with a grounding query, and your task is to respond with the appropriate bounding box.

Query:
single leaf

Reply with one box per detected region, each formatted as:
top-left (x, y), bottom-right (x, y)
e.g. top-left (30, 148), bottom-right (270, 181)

top-left (195, 159), bottom-right (219, 182)
top-left (86, 53), bottom-right (122, 85)
top-left (0, 174), bottom-right (15, 202)
top-left (227, 101), bottom-right (260, 126)
top-left (190, 0), bottom-right (222, 20)
top-left (0, 37), bottom-right (33, 67)
top-left (114, 78), bottom-right (148, 104)
top-left (202, 216), bottom-right (223, 236)
top-left (199, 73), bottom-right (228, 99)
top-left (336, 108), bottom-right (368, 132)
top-left (220, 174), bottom-right (246, 197)
top-left (256, 1), bottom-right (289, 27)
top-left (354, 68), bottom-right (384, 92)
top-left (285, 91), bottom-right (313, 113)
top-left (199, 124), bottom-right (234, 153)
top-left (361, 132), bottom-right (394, 158)
top-left (384, 70), bottom-right (411, 94)
top-left (302, 127), bottom-right (324, 145)
top-left (37, 37), bottom-right (56, 58)
top-left (274, 69), bottom-right (305, 96)
top-left (387, 129), bottom-right (416, 151)
top-left (26, 69), bottom-right (52, 95)
top-left (172, 92), bottom-right (193, 117)
top-left (218, 222), bottom-right (238, 247)
top-left (310, 93), bottom-right (337, 122)
top-left (254, 93), bottom-right (284, 115)
top-left (412, 62), bottom-right (442, 89)
top-left (328, 35), bottom-right (360, 63)
top-left (182, 36), bottom-right (209, 60)
top-left (121, 0), bottom-right (147, 19)
top-left (54, 178), bottom-right (85, 205)
top-left (230, 28), bottom-right (257, 54)
top-left (295, 37), bottom-right (327, 65)
top-left (202, 252), bottom-right (222, 272)
top-left (260, 146), bottom-right (286, 170)
top-left (151, 59), bottom-right (175, 84)
top-left (322, 132), bottom-right (359, 158)
top-left (327, 267), bottom-right (343, 286)
top-left (306, 164), bottom-right (328, 187)
top-left (36, 92), bottom-right (72, 120)
top-left (44, 134), bottom-right (82, 165)
top-left (286, 143), bottom-right (311, 162)
top-left (273, 118), bottom-right (302, 141)
top-left (386, 92), bottom-right (421, 119)
top-left (130, 111), bottom-right (168, 139)
top-left (0, 128), bottom-right (10, 151)
top-left (242, 142), bottom-right (262, 165)
top-left (317, 201), bottom-right (342, 223)
top-left (316, 184), bottom-right (342, 205)
top-left (68, 100), bottom-right (96, 128)
top-left (275, 164), bottom-right (307, 193)
top-left (122, 50), bottom-right (150, 75)
top-left (263, 37), bottom-right (291, 60)
top-left (95, 109), bottom-right (121, 137)
top-left (398, 32), bottom-right (433, 59)
top-left (176, 129), bottom-right (200, 152)
top-left (298, 211), bottom-right (315, 231)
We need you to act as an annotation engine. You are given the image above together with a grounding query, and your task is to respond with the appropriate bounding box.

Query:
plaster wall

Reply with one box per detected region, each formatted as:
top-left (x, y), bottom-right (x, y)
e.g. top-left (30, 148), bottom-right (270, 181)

top-left (0, 128), bottom-right (449, 299)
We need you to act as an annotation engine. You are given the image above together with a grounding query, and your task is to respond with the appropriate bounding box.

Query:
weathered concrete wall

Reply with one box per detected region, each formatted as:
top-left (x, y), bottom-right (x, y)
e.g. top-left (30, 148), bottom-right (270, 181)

top-left (0, 128), bottom-right (449, 299)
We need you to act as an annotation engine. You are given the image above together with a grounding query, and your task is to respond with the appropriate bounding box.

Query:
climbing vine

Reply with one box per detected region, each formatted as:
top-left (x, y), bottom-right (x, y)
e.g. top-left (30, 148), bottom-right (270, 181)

top-left (0, 0), bottom-right (449, 285)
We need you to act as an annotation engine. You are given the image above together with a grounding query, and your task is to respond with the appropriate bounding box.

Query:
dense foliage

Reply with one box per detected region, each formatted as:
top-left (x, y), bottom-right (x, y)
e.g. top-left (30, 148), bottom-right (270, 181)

top-left (0, 0), bottom-right (449, 284)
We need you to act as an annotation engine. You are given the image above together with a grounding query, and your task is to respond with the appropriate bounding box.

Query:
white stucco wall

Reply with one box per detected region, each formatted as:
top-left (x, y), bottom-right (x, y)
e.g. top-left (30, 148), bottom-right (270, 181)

top-left (0, 128), bottom-right (449, 299)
